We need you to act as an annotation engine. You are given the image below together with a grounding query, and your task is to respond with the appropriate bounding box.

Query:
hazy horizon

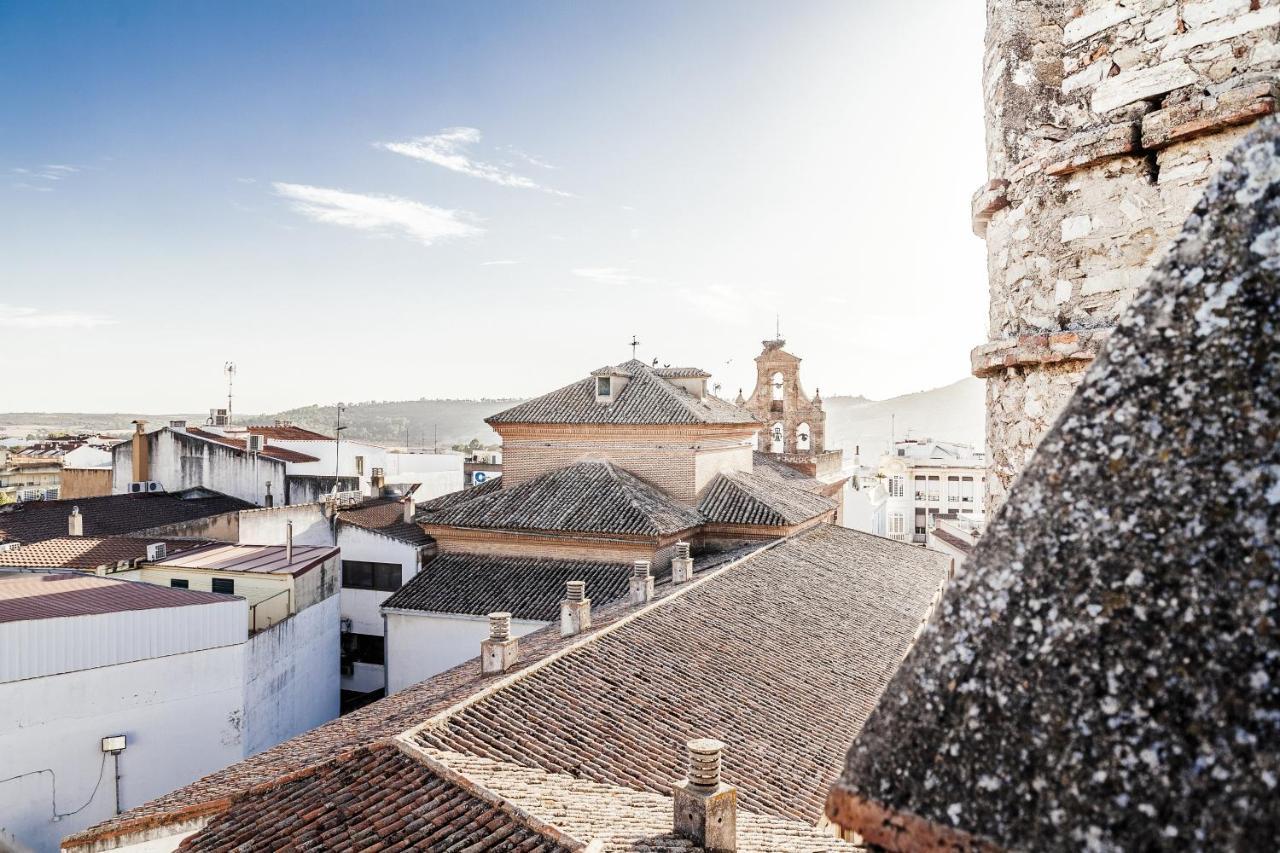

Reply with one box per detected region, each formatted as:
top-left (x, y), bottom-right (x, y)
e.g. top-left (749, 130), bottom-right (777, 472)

top-left (2, 1), bottom-right (987, 411)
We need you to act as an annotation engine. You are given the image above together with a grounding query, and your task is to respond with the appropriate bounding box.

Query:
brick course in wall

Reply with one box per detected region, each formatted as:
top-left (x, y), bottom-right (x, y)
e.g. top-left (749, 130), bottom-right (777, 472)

top-left (975, 0), bottom-right (1278, 511)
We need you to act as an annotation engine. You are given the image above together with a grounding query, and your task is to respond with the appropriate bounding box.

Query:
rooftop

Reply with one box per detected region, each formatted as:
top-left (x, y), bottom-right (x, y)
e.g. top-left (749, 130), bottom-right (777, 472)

top-left (487, 359), bottom-right (757, 427)
top-left (0, 573), bottom-right (232, 624)
top-left (0, 490), bottom-right (254, 545)
top-left (147, 543), bottom-right (339, 577)
top-left (824, 120), bottom-right (1280, 851)
top-left (70, 524), bottom-right (946, 850)
top-left (421, 461), bottom-right (703, 537)
top-left (698, 469), bottom-right (836, 527)
top-left (184, 427), bottom-right (321, 463)
top-left (245, 424), bottom-right (332, 441)
top-left (336, 497), bottom-right (432, 546)
top-left (0, 536), bottom-right (210, 570)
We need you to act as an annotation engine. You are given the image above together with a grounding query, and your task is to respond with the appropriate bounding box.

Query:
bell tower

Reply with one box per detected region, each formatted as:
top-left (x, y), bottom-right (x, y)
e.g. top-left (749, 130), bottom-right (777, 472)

top-left (740, 334), bottom-right (826, 456)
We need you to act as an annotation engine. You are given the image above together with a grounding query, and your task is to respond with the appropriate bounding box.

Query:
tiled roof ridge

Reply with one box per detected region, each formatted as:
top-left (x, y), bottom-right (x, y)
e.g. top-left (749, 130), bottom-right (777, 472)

top-left (183, 427), bottom-right (321, 463)
top-left (399, 536), bottom-right (790, 744)
top-left (391, 738), bottom-right (587, 850)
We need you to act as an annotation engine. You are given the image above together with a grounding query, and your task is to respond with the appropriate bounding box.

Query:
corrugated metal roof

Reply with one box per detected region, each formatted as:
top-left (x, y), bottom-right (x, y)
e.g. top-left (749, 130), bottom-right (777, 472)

top-left (149, 543), bottom-right (338, 576)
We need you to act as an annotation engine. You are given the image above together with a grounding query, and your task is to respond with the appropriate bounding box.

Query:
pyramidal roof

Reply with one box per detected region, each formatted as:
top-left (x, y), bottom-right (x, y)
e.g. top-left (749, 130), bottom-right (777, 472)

top-left (420, 460), bottom-right (703, 536)
top-left (487, 359), bottom-right (758, 426)
top-left (825, 121), bottom-right (1280, 849)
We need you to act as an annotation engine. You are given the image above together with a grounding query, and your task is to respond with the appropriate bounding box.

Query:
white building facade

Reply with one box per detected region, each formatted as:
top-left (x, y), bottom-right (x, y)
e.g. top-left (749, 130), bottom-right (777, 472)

top-left (876, 439), bottom-right (986, 545)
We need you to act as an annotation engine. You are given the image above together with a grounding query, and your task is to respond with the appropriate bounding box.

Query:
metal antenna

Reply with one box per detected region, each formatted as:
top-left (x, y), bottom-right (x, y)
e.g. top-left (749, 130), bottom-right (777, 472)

top-left (224, 362), bottom-right (236, 424)
top-left (629, 335), bottom-right (640, 359)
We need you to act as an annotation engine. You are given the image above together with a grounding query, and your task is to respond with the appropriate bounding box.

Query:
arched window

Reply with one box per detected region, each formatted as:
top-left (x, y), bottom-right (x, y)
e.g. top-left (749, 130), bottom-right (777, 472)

top-left (770, 422), bottom-right (785, 453)
top-left (796, 422), bottom-right (811, 452)
top-left (771, 372), bottom-right (785, 401)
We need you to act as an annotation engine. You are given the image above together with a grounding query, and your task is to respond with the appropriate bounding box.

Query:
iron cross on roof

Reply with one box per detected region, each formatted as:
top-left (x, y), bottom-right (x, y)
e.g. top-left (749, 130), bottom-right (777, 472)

top-left (629, 335), bottom-right (640, 359)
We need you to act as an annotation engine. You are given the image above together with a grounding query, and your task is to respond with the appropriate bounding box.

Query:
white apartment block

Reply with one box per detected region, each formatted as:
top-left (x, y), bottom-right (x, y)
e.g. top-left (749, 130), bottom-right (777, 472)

top-left (877, 439), bottom-right (986, 545)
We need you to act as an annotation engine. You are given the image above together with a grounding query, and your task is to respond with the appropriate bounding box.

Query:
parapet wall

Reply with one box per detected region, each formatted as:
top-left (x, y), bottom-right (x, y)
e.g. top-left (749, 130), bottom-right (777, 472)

top-left (976, 0), bottom-right (1278, 511)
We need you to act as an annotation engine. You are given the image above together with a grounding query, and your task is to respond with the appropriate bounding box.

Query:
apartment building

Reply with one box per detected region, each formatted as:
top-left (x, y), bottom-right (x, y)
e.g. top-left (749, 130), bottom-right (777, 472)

top-left (877, 438), bottom-right (985, 544)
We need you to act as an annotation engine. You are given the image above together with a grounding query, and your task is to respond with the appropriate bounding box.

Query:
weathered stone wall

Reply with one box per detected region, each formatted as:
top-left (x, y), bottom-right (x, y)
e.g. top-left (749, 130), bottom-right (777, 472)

top-left (975, 0), bottom-right (1278, 511)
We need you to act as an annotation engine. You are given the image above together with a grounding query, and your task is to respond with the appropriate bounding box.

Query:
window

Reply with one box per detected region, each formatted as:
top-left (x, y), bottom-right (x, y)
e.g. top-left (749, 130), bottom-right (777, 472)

top-left (770, 422), bottom-right (785, 454)
top-left (927, 475), bottom-right (941, 501)
top-left (796, 422), bottom-right (811, 452)
top-left (888, 476), bottom-right (904, 498)
top-left (342, 633), bottom-right (386, 666)
top-left (913, 475), bottom-right (927, 501)
top-left (948, 476), bottom-right (960, 502)
top-left (342, 560), bottom-right (402, 592)
top-left (211, 577), bottom-right (235, 595)
top-left (355, 455), bottom-right (365, 476)
top-left (771, 371), bottom-right (785, 401)
top-left (170, 578), bottom-right (189, 589)
top-left (915, 508), bottom-right (927, 536)
top-left (596, 376), bottom-right (611, 396)
top-left (961, 476), bottom-right (975, 503)
top-left (888, 513), bottom-right (905, 536)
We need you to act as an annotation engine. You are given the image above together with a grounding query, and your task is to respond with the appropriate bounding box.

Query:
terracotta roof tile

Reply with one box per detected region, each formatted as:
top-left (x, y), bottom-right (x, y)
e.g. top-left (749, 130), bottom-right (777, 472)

top-left (698, 470), bottom-right (836, 527)
top-left (0, 536), bottom-right (210, 569)
top-left (185, 427), bottom-right (321, 463)
top-left (246, 425), bottom-right (332, 441)
top-left (422, 462), bottom-right (703, 537)
top-left (337, 498), bottom-right (432, 546)
top-left (487, 360), bottom-right (757, 426)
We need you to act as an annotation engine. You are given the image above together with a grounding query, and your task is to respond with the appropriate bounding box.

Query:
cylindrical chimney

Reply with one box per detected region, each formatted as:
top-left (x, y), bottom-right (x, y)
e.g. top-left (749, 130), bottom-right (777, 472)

top-left (68, 506), bottom-right (83, 537)
top-left (131, 420), bottom-right (149, 484)
top-left (489, 611), bottom-right (511, 642)
top-left (687, 739), bottom-right (725, 789)
top-left (633, 559), bottom-right (651, 579)
top-left (285, 520), bottom-right (294, 564)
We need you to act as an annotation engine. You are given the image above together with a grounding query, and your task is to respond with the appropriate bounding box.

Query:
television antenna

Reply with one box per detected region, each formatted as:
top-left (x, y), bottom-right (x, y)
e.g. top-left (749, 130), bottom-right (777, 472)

top-left (224, 362), bottom-right (236, 424)
top-left (629, 335), bottom-right (640, 359)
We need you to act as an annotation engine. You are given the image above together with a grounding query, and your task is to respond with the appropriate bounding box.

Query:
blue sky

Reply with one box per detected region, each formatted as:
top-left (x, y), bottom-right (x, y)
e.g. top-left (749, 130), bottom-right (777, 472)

top-left (0, 1), bottom-right (987, 412)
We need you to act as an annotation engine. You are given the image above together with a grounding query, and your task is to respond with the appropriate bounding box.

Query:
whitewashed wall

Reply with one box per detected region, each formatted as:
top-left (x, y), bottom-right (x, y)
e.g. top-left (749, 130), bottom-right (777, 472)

top-left (112, 430), bottom-right (284, 506)
top-left (237, 504), bottom-right (334, 547)
top-left (242, 593), bottom-right (340, 756)
top-left (268, 440), bottom-right (463, 499)
top-left (336, 525), bottom-right (421, 637)
top-left (62, 445), bottom-right (112, 469)
top-left (0, 605), bottom-right (245, 853)
top-left (383, 611), bottom-right (545, 695)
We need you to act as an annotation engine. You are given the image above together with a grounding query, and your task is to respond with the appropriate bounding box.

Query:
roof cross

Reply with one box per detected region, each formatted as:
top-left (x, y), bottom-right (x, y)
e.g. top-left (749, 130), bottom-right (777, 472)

top-left (629, 335), bottom-right (640, 359)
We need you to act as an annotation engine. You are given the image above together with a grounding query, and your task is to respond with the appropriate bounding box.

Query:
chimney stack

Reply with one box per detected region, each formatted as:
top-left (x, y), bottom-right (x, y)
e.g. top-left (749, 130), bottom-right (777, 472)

top-left (285, 520), bottom-right (294, 564)
top-left (560, 580), bottom-right (591, 637)
top-left (131, 420), bottom-right (150, 484)
top-left (673, 739), bottom-right (736, 851)
top-left (402, 496), bottom-right (416, 525)
top-left (370, 467), bottom-right (386, 497)
top-left (629, 559), bottom-right (654, 606)
top-left (671, 541), bottom-right (693, 584)
top-left (481, 611), bottom-right (519, 674)
top-left (68, 506), bottom-right (83, 536)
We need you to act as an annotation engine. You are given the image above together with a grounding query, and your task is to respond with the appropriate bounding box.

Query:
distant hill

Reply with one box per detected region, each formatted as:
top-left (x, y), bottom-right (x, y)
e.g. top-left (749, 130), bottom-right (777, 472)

top-left (0, 378), bottom-right (984, 455)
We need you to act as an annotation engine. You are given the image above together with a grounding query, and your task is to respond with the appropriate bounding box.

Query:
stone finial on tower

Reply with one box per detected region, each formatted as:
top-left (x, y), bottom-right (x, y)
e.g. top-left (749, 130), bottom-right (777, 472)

top-left (560, 580), bottom-right (591, 637)
top-left (481, 611), bottom-right (519, 674)
top-left (671, 541), bottom-right (693, 584)
top-left (629, 559), bottom-right (654, 605)
top-left (673, 738), bottom-right (736, 851)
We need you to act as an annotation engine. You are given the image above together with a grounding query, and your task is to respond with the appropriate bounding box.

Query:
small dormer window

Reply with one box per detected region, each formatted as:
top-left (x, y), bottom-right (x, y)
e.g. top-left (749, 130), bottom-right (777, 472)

top-left (597, 377), bottom-right (612, 397)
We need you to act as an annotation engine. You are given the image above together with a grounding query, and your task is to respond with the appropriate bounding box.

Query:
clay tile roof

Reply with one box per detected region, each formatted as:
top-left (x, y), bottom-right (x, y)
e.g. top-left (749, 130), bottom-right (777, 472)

top-left (487, 359), bottom-right (757, 426)
top-left (422, 461), bottom-right (703, 537)
top-left (824, 121), bottom-right (1280, 851)
top-left (0, 491), bottom-right (254, 546)
top-left (928, 527), bottom-right (974, 555)
top-left (698, 470), bottom-right (836, 527)
top-left (382, 553), bottom-right (634, 621)
top-left (337, 498), bottom-right (432, 546)
top-left (750, 451), bottom-right (828, 492)
top-left (416, 525), bottom-right (949, 825)
top-left (178, 743), bottom-right (574, 853)
top-left (0, 536), bottom-right (210, 570)
top-left (417, 477), bottom-right (501, 513)
top-left (185, 427), bottom-right (321, 463)
top-left (0, 573), bottom-right (233, 623)
top-left (246, 424), bottom-right (332, 440)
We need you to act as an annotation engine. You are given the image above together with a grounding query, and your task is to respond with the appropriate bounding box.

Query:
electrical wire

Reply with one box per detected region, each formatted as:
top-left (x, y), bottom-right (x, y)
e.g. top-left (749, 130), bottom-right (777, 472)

top-left (0, 751), bottom-right (109, 820)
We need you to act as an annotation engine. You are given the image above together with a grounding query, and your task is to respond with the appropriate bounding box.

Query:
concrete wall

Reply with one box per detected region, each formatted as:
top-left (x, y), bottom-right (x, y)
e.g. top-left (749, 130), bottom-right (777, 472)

top-left (692, 445), bottom-right (753, 497)
top-left (384, 610), bottom-right (545, 694)
top-left (113, 430), bottom-right (284, 506)
top-left (336, 525), bottom-right (423, 637)
top-left (0, 613), bottom-right (244, 853)
top-left (237, 504), bottom-right (334, 547)
top-left (284, 476), bottom-right (359, 506)
top-left (133, 512), bottom-right (240, 544)
top-left (62, 447), bottom-right (111, 469)
top-left (59, 468), bottom-right (112, 499)
top-left (242, 593), bottom-right (340, 756)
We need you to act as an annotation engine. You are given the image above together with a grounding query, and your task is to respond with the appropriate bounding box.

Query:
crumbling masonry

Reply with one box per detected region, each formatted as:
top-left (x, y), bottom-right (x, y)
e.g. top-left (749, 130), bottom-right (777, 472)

top-left (973, 0), bottom-right (1278, 511)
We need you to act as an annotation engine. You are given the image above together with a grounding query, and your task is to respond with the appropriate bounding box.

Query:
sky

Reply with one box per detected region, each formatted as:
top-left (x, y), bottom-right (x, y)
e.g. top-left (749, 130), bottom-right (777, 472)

top-left (0, 1), bottom-right (988, 413)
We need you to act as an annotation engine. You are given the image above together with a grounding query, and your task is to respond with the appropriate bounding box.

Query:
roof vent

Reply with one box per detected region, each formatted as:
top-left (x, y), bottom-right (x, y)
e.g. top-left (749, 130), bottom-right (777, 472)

top-left (146, 542), bottom-right (167, 561)
top-left (68, 506), bottom-right (83, 537)
top-left (672, 541), bottom-right (693, 584)
top-left (561, 580), bottom-right (591, 637)
top-left (247, 434), bottom-right (264, 453)
top-left (629, 559), bottom-right (654, 605)
top-left (481, 611), bottom-right (519, 674)
top-left (169, 419), bottom-right (187, 430)
top-left (0, 542), bottom-right (22, 553)
top-left (673, 738), bottom-right (736, 850)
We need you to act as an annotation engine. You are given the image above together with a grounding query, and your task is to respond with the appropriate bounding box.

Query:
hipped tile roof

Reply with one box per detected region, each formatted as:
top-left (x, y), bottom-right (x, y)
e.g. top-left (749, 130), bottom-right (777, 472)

top-left (381, 553), bottom-right (634, 621)
top-left (824, 120), bottom-right (1280, 851)
top-left (416, 477), bottom-right (501, 513)
top-left (422, 461), bottom-right (703, 537)
top-left (0, 491), bottom-right (253, 545)
top-left (487, 359), bottom-right (757, 426)
top-left (337, 498), bottom-right (432, 546)
top-left (697, 470), bottom-right (836, 527)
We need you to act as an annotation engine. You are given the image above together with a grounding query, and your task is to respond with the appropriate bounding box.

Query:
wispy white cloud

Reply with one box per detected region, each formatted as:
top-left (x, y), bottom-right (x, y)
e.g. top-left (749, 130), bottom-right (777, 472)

top-left (10, 163), bottom-right (82, 189)
top-left (571, 267), bottom-right (651, 286)
top-left (481, 260), bottom-right (519, 266)
top-left (236, 177), bottom-right (257, 184)
top-left (272, 182), bottom-right (483, 246)
top-left (498, 144), bottom-right (557, 170)
top-left (12, 183), bottom-right (54, 193)
top-left (380, 128), bottom-right (572, 196)
top-left (0, 304), bottom-right (115, 329)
